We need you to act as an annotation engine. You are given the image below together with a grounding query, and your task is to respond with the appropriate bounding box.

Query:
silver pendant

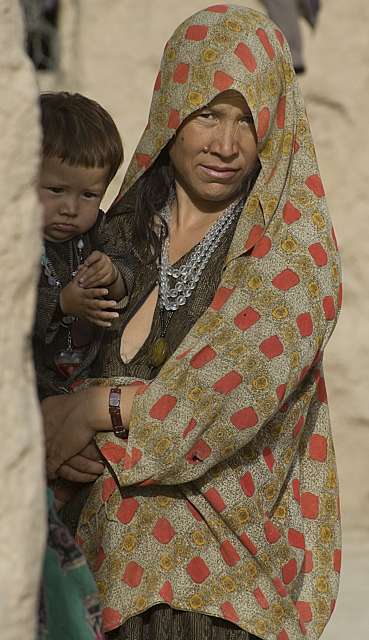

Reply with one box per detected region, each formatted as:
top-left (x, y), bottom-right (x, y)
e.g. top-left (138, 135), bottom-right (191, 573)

top-left (55, 348), bottom-right (85, 378)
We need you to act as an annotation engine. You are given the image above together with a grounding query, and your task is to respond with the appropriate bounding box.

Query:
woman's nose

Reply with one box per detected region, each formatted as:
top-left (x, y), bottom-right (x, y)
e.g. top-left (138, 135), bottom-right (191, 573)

top-left (210, 122), bottom-right (238, 158)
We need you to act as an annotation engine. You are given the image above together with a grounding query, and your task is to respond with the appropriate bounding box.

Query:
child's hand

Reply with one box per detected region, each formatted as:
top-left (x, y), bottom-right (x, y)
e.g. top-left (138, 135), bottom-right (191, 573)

top-left (59, 278), bottom-right (119, 327)
top-left (77, 250), bottom-right (118, 288)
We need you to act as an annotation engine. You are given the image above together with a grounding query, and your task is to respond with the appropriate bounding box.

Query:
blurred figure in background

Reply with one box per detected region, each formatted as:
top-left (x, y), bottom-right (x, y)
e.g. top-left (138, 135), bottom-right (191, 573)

top-left (262, 0), bottom-right (321, 73)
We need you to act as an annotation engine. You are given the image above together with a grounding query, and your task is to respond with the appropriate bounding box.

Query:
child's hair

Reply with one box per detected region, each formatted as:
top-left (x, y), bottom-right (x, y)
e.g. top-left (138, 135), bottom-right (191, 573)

top-left (40, 91), bottom-right (123, 184)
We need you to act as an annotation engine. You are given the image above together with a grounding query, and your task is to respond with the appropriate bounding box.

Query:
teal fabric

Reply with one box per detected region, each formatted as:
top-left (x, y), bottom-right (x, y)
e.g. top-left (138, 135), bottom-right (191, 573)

top-left (38, 489), bottom-right (104, 640)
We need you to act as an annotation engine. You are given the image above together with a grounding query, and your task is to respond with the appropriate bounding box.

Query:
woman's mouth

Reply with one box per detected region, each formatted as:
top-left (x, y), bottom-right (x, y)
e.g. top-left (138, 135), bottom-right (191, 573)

top-left (199, 165), bottom-right (238, 180)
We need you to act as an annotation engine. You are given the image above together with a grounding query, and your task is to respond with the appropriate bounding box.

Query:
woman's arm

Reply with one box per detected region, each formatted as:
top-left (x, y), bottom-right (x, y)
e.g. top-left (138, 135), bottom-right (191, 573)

top-left (42, 384), bottom-right (139, 479)
top-left (95, 214), bottom-right (341, 488)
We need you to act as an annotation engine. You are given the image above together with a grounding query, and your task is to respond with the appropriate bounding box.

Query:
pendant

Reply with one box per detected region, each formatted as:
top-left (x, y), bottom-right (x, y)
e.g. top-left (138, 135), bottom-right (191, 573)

top-left (148, 337), bottom-right (170, 368)
top-left (71, 319), bottom-right (94, 348)
top-left (61, 315), bottom-right (76, 328)
top-left (54, 348), bottom-right (85, 378)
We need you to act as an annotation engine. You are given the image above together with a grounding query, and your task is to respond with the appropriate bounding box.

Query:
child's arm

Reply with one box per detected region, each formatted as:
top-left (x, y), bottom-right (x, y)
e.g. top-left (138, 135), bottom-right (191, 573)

top-left (34, 284), bottom-right (64, 343)
top-left (77, 250), bottom-right (126, 301)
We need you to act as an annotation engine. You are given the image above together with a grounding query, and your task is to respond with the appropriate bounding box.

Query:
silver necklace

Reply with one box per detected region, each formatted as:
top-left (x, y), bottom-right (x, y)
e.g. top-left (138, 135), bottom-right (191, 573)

top-left (158, 196), bottom-right (244, 312)
top-left (40, 237), bottom-right (86, 377)
top-left (148, 196), bottom-right (244, 369)
top-left (41, 237), bottom-right (85, 288)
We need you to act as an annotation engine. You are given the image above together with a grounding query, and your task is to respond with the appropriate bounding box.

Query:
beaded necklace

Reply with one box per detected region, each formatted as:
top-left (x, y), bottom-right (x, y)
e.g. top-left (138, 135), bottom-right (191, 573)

top-left (148, 196), bottom-right (244, 367)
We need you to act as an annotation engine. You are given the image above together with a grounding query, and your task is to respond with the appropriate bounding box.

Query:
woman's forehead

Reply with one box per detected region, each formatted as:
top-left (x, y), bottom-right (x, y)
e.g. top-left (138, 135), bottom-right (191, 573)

top-left (207, 90), bottom-right (251, 114)
top-left (120, 6), bottom-right (297, 198)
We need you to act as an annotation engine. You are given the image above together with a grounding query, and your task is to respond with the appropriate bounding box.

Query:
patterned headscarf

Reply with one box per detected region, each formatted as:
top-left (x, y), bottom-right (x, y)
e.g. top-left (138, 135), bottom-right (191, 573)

top-left (93, 6), bottom-right (341, 638)
top-left (117, 4), bottom-right (340, 280)
top-left (119, 4), bottom-right (322, 229)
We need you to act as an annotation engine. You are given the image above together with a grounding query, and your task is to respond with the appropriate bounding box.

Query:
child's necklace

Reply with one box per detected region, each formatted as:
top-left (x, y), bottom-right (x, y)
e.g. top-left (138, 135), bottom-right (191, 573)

top-left (41, 236), bottom-right (86, 380)
top-left (40, 237), bottom-right (85, 287)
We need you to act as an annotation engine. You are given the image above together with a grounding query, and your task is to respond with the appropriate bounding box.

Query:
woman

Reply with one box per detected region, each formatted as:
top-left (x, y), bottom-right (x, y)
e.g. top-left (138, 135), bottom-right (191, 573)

top-left (43, 5), bottom-right (341, 640)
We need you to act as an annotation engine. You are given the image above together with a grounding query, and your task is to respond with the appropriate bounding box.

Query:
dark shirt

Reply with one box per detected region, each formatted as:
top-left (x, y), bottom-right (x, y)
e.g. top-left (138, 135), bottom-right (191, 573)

top-left (33, 211), bottom-right (135, 400)
top-left (91, 207), bottom-right (240, 381)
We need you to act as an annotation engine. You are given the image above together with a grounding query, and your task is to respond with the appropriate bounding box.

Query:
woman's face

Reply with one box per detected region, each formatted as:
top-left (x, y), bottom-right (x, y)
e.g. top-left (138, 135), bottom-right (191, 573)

top-left (169, 90), bottom-right (258, 209)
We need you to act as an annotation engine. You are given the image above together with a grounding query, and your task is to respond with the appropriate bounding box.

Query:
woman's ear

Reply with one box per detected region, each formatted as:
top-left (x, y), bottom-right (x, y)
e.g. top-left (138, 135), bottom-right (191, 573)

top-left (167, 132), bottom-right (177, 153)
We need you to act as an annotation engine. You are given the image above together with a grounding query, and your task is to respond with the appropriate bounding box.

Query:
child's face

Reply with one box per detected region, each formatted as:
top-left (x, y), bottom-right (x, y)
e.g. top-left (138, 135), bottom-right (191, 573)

top-left (38, 157), bottom-right (110, 242)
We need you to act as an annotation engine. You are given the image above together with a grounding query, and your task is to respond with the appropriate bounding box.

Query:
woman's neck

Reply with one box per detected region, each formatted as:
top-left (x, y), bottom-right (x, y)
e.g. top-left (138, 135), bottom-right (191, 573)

top-left (172, 179), bottom-right (235, 234)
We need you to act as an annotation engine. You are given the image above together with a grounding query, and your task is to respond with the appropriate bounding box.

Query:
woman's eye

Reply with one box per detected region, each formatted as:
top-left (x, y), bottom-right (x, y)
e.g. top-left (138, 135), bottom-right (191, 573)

top-left (241, 115), bottom-right (254, 125)
top-left (198, 112), bottom-right (215, 120)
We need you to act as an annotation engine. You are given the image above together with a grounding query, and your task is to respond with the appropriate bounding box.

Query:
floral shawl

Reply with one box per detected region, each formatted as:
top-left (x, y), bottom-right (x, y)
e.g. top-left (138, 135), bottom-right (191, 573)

top-left (79, 6), bottom-right (342, 639)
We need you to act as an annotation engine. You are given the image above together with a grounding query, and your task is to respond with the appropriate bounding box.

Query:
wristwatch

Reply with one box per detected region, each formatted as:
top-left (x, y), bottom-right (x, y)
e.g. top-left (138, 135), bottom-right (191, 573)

top-left (109, 387), bottom-right (129, 439)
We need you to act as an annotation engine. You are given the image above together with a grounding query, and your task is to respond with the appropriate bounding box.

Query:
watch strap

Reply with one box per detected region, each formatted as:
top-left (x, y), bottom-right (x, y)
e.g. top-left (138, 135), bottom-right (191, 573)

top-left (109, 387), bottom-right (129, 439)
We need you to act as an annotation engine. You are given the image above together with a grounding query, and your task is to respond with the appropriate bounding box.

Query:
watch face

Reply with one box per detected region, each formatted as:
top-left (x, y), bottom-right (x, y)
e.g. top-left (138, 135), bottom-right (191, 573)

top-left (110, 392), bottom-right (120, 407)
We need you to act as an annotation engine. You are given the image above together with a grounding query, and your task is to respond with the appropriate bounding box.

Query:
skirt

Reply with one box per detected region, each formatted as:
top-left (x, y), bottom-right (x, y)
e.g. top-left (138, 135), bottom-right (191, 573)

top-left (107, 604), bottom-right (259, 640)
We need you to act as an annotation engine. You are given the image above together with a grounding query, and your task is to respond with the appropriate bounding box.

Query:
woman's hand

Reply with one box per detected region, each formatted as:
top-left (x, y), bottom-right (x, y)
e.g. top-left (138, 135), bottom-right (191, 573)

top-left (42, 388), bottom-right (108, 479)
top-left (58, 443), bottom-right (105, 483)
top-left (42, 384), bottom-right (139, 480)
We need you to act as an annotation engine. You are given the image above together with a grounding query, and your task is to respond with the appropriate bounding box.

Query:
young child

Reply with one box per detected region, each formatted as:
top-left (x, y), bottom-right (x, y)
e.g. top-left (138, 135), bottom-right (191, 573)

top-left (33, 91), bottom-right (129, 402)
top-left (34, 92), bottom-right (133, 508)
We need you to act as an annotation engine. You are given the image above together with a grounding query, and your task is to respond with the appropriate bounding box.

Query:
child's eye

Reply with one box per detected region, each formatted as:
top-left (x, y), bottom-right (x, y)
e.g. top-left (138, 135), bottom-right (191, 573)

top-left (47, 186), bottom-right (64, 194)
top-left (83, 191), bottom-right (99, 199)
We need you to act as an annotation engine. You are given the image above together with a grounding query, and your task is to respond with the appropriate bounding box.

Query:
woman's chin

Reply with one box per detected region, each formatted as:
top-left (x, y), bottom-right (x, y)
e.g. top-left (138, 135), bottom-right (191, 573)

top-left (195, 185), bottom-right (244, 207)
